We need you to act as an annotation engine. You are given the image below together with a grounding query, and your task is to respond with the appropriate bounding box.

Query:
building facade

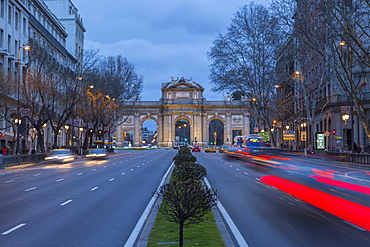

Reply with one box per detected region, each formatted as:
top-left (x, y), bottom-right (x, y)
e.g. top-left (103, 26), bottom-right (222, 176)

top-left (276, 0), bottom-right (370, 152)
top-left (116, 77), bottom-right (251, 148)
top-left (0, 0), bottom-right (84, 153)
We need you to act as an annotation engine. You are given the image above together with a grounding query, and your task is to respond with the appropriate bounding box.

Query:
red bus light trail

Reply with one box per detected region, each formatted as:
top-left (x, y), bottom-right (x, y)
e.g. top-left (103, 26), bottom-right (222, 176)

top-left (260, 175), bottom-right (370, 231)
top-left (312, 169), bottom-right (334, 178)
top-left (259, 155), bottom-right (291, 161)
top-left (310, 175), bottom-right (370, 195)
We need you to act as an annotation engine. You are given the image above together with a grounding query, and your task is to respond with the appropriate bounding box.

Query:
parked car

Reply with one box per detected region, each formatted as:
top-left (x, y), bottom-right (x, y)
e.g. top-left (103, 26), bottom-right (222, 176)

top-left (86, 148), bottom-right (107, 159)
top-left (218, 145), bottom-right (230, 153)
top-left (191, 145), bottom-right (201, 152)
top-left (205, 146), bottom-right (217, 153)
top-left (45, 149), bottom-right (75, 163)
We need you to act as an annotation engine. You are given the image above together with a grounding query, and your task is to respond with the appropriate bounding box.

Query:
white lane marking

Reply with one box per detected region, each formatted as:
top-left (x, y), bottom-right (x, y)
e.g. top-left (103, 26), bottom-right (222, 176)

top-left (104, 166), bottom-right (107, 168)
top-left (34, 173), bottom-right (41, 177)
top-left (236, 168), bottom-right (239, 171)
top-left (343, 220), bottom-right (367, 231)
top-left (4, 180), bottom-right (14, 183)
top-left (25, 187), bottom-right (37, 192)
top-left (255, 178), bottom-right (260, 181)
top-left (56, 179), bottom-right (64, 182)
top-left (109, 178), bottom-right (115, 182)
top-left (122, 172), bottom-right (126, 175)
top-left (60, 200), bottom-right (73, 206)
top-left (1, 223), bottom-right (26, 235)
top-left (137, 166), bottom-right (140, 168)
top-left (130, 169), bottom-right (134, 171)
top-left (92, 169), bottom-right (97, 171)
top-left (124, 162), bottom-right (174, 247)
top-left (77, 173), bottom-right (83, 176)
top-left (230, 165), bottom-right (233, 168)
top-left (91, 187), bottom-right (99, 191)
top-left (204, 178), bottom-right (249, 247)
top-left (244, 172), bottom-right (248, 175)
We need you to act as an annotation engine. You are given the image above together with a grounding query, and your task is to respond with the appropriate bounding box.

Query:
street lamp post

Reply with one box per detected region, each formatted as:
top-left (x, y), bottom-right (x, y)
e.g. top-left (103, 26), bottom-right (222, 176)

top-left (301, 122), bottom-right (307, 154)
top-left (285, 125), bottom-right (290, 149)
top-left (342, 114), bottom-right (350, 151)
top-left (64, 125), bottom-right (70, 148)
top-left (16, 45), bottom-right (30, 154)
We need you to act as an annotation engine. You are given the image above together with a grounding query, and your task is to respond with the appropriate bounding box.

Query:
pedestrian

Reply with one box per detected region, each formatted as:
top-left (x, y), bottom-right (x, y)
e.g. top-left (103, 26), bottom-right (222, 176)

top-left (31, 149), bottom-right (37, 154)
top-left (2, 147), bottom-right (8, 155)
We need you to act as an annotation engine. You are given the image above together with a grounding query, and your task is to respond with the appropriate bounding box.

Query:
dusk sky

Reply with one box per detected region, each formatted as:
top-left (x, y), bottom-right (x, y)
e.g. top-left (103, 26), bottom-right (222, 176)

top-left (73, 0), bottom-right (269, 101)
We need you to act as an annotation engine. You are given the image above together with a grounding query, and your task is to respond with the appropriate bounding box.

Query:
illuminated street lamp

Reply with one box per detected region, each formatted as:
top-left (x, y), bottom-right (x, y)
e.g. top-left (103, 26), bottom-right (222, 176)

top-left (300, 122), bottom-right (307, 152)
top-left (16, 45), bottom-right (31, 154)
top-left (213, 132), bottom-right (217, 146)
top-left (342, 114), bottom-right (350, 151)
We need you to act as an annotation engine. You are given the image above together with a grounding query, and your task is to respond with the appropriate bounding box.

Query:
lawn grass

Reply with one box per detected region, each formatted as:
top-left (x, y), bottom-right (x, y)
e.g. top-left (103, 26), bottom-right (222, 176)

top-left (147, 208), bottom-right (225, 246)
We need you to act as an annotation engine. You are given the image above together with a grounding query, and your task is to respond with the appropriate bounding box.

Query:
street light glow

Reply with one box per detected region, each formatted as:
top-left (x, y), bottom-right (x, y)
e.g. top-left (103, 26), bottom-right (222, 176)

top-left (342, 114), bottom-right (350, 121)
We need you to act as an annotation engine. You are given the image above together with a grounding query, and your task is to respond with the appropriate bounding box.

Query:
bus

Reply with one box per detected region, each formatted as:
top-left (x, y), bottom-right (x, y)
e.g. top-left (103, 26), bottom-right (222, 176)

top-left (233, 134), bottom-right (264, 148)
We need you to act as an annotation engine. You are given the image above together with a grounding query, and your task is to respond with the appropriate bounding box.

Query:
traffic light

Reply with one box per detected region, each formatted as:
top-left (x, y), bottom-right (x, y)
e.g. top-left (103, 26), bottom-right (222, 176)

top-left (209, 142), bottom-right (213, 145)
top-left (184, 137), bottom-right (188, 142)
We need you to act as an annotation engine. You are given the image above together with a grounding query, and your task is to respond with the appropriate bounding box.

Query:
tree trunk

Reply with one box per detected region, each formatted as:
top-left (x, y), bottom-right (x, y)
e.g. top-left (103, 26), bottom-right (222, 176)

top-left (179, 221), bottom-right (184, 247)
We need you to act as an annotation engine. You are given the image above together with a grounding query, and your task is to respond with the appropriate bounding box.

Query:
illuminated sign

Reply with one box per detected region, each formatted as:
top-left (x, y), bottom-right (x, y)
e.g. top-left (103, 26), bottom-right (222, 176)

top-left (316, 132), bottom-right (325, 150)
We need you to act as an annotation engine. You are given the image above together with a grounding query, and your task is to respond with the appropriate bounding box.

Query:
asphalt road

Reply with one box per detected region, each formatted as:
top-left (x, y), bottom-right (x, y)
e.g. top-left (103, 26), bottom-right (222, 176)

top-left (196, 150), bottom-right (370, 247)
top-left (3, 149), bottom-right (370, 247)
top-left (0, 150), bottom-right (175, 247)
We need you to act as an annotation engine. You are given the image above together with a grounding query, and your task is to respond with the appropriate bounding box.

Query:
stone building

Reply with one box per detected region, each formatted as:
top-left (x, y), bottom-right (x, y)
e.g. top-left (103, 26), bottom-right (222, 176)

top-left (116, 77), bottom-right (251, 148)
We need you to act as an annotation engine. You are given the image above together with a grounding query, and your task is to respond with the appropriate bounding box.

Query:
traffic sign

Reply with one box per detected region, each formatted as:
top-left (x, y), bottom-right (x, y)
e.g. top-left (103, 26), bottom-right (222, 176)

top-left (0, 132), bottom-right (2, 137)
top-left (332, 129), bottom-right (336, 135)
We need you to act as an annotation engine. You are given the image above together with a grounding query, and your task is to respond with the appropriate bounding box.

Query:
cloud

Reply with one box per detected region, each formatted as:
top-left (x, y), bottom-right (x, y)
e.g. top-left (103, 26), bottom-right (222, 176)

top-left (85, 38), bottom-right (215, 100)
top-left (74, 0), bottom-right (268, 101)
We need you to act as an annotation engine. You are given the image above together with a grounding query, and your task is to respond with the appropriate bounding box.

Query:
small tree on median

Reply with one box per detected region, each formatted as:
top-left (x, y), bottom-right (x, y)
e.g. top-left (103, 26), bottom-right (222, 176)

top-left (157, 179), bottom-right (217, 247)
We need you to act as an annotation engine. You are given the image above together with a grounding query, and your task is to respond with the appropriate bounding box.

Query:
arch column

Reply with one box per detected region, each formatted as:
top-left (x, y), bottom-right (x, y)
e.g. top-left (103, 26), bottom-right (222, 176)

top-left (116, 125), bottom-right (123, 148)
top-left (225, 113), bottom-right (232, 146)
top-left (244, 114), bottom-right (250, 136)
top-left (133, 114), bottom-right (141, 146)
top-left (157, 114), bottom-right (163, 147)
top-left (203, 114), bottom-right (208, 146)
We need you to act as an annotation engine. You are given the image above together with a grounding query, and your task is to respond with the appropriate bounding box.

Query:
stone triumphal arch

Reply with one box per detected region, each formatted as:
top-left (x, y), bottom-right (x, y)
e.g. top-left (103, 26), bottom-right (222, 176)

top-left (115, 77), bottom-right (250, 147)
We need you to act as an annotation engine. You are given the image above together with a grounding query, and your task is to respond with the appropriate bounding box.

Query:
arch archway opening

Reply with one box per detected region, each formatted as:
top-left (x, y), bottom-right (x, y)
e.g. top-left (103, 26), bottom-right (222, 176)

top-left (175, 119), bottom-right (190, 146)
top-left (142, 119), bottom-right (157, 147)
top-left (209, 119), bottom-right (224, 146)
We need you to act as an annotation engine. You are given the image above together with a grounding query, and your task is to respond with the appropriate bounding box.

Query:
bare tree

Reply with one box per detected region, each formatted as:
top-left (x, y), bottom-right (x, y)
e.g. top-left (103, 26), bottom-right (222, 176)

top-left (208, 3), bottom-right (286, 143)
top-left (77, 54), bottom-right (143, 148)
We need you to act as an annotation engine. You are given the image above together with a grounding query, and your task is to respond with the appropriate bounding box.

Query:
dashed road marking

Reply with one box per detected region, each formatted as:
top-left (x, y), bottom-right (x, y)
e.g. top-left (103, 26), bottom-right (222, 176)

top-left (1, 223), bottom-right (26, 235)
top-left (25, 187), bottom-right (36, 192)
top-left (60, 200), bottom-right (73, 206)
top-left (91, 187), bottom-right (98, 191)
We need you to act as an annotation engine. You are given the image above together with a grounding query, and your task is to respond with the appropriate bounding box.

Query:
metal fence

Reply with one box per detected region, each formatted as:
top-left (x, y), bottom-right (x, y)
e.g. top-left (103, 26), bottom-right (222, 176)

top-left (325, 151), bottom-right (370, 165)
top-left (0, 154), bottom-right (47, 169)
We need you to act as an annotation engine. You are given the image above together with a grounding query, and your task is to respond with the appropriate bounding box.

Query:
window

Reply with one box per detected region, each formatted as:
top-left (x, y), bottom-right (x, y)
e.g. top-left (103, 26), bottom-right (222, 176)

top-left (7, 34), bottom-right (11, 53)
top-left (0, 29), bottom-right (3, 48)
top-left (8, 5), bottom-right (11, 24)
top-left (23, 18), bottom-right (26, 35)
top-left (0, 0), bottom-right (4, 18)
top-left (15, 11), bottom-right (19, 30)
